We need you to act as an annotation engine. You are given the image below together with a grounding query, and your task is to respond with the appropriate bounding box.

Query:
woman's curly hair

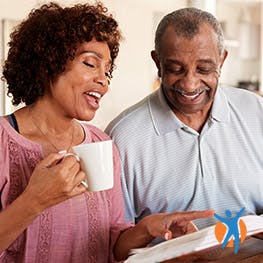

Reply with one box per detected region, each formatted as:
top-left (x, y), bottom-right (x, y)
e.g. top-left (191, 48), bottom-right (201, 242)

top-left (2, 2), bottom-right (121, 106)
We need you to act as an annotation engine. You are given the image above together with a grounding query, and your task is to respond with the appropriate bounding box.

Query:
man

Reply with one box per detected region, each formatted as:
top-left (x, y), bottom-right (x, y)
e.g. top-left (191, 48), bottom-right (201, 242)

top-left (105, 8), bottom-right (263, 229)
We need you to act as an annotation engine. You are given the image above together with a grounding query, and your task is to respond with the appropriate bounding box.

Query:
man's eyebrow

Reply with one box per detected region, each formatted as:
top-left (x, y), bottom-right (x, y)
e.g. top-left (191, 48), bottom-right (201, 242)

top-left (165, 59), bottom-right (216, 64)
top-left (164, 59), bottom-right (184, 65)
top-left (197, 59), bottom-right (216, 64)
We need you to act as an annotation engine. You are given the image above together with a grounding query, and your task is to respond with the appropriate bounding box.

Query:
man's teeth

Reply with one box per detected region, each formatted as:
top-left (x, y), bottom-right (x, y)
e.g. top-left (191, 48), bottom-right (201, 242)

top-left (86, 91), bottom-right (101, 99)
top-left (178, 89), bottom-right (207, 99)
top-left (182, 93), bottom-right (200, 99)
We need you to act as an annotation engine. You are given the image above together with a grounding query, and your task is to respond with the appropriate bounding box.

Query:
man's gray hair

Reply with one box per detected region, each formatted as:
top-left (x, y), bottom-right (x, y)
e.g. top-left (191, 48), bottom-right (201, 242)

top-left (155, 7), bottom-right (225, 56)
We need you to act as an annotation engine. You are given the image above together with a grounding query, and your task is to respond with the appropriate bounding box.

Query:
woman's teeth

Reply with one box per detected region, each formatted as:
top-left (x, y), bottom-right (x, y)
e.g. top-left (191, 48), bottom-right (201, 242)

top-left (86, 91), bottom-right (101, 99)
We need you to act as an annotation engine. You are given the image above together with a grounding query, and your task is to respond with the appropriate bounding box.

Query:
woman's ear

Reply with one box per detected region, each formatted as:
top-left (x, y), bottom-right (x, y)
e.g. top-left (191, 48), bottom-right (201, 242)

top-left (151, 50), bottom-right (161, 78)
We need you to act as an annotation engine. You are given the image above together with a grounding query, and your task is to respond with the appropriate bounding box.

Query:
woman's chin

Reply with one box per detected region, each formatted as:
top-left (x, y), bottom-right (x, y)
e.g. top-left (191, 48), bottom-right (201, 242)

top-left (75, 111), bottom-right (96, 122)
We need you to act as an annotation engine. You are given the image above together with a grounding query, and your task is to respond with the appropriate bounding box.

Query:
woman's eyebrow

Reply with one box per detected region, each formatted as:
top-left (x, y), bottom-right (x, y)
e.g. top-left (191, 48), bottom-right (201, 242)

top-left (79, 50), bottom-right (102, 57)
top-left (79, 50), bottom-right (112, 65)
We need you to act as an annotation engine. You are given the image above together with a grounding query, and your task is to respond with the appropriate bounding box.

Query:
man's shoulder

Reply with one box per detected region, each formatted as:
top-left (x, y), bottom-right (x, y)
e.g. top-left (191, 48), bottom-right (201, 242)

top-left (221, 86), bottom-right (262, 103)
top-left (105, 93), bottom-right (153, 136)
top-left (220, 86), bottom-right (263, 110)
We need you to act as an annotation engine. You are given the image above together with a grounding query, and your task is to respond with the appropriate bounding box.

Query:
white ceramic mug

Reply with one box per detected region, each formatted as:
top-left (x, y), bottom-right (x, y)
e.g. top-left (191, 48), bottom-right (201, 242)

top-left (72, 140), bottom-right (114, 192)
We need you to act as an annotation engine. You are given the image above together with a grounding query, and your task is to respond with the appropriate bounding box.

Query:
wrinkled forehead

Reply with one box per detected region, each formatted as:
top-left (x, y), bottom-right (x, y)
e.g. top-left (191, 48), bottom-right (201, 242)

top-left (159, 23), bottom-right (220, 57)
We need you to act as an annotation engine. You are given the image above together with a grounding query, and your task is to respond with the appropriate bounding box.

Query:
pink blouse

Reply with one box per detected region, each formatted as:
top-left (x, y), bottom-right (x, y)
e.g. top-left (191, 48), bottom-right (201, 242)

top-left (0, 117), bottom-right (131, 263)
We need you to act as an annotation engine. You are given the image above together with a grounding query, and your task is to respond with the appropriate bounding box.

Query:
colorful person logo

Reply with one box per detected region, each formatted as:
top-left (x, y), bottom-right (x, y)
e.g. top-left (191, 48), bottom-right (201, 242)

top-left (214, 207), bottom-right (247, 254)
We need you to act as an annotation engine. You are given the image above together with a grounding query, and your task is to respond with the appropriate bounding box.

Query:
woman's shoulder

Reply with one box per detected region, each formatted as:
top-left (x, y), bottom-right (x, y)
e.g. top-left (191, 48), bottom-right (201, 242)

top-left (0, 116), bottom-right (17, 154)
top-left (0, 116), bottom-right (12, 137)
top-left (0, 116), bottom-right (42, 152)
top-left (80, 121), bottom-right (111, 142)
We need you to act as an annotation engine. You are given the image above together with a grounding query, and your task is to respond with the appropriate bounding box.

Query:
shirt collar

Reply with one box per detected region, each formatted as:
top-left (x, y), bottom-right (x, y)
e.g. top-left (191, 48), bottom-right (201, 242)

top-left (149, 87), bottom-right (183, 135)
top-left (149, 86), bottom-right (230, 135)
top-left (210, 87), bottom-right (230, 123)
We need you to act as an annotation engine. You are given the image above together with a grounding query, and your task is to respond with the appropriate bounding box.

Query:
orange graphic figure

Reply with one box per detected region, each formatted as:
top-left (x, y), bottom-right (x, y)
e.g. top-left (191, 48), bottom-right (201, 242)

top-left (214, 207), bottom-right (246, 254)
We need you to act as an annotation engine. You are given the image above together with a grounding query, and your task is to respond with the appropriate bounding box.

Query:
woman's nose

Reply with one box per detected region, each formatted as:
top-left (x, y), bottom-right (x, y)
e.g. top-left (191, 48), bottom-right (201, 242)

top-left (94, 70), bottom-right (108, 88)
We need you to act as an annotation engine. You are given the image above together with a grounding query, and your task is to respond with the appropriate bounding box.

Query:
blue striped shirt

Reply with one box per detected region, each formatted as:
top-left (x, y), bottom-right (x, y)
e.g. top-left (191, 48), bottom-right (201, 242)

top-left (105, 86), bottom-right (263, 229)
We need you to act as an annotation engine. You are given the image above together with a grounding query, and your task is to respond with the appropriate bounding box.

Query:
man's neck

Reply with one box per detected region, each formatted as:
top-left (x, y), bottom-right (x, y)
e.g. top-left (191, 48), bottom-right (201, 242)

top-left (174, 109), bottom-right (211, 133)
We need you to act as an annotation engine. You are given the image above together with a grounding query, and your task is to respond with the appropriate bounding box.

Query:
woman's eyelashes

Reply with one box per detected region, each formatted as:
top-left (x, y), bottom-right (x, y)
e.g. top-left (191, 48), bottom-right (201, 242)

top-left (83, 62), bottom-right (109, 75)
top-left (83, 61), bottom-right (95, 68)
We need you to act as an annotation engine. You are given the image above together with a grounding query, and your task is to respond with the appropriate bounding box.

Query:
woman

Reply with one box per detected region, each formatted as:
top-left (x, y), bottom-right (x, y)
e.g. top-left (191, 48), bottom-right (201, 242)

top-left (0, 2), bottom-right (213, 262)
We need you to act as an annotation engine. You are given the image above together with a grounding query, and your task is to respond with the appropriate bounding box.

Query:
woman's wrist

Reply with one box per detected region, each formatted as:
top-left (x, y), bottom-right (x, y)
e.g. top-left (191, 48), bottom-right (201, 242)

top-left (19, 189), bottom-right (44, 217)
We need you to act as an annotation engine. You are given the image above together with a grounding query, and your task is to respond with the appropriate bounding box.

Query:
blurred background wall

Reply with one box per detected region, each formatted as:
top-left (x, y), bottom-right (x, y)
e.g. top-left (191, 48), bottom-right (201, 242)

top-left (0, 0), bottom-right (262, 129)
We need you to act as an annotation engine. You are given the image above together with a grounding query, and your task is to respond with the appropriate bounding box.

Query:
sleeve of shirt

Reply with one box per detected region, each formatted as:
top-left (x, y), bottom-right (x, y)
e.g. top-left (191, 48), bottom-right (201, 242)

top-left (0, 124), bottom-right (10, 259)
top-left (109, 143), bottom-right (134, 262)
top-left (105, 125), bottom-right (137, 224)
top-left (0, 125), bottom-right (10, 210)
top-left (120, 163), bottom-right (136, 223)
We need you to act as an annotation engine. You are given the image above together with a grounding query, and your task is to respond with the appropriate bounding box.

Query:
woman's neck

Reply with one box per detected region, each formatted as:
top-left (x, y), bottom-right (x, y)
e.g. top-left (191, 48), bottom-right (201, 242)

top-left (14, 101), bottom-right (84, 155)
top-left (28, 99), bottom-right (75, 134)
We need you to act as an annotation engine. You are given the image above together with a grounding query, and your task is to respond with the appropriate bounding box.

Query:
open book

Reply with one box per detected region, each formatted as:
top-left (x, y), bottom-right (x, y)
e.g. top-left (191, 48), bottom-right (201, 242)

top-left (125, 215), bottom-right (263, 263)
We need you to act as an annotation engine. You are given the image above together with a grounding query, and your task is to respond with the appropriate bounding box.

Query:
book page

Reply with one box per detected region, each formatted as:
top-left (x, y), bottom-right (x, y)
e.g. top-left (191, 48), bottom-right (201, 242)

top-left (125, 215), bottom-right (263, 263)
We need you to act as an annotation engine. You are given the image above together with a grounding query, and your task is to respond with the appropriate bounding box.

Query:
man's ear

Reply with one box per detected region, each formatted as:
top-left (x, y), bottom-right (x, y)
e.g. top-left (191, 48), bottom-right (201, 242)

top-left (151, 50), bottom-right (161, 78)
top-left (219, 49), bottom-right (228, 69)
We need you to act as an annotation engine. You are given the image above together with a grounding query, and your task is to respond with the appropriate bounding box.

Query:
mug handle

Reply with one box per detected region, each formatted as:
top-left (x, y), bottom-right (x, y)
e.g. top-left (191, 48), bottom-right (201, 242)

top-left (63, 152), bottom-right (80, 162)
top-left (63, 153), bottom-right (88, 189)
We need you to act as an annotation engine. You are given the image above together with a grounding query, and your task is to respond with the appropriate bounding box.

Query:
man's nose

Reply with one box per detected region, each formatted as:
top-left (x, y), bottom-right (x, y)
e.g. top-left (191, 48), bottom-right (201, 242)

top-left (179, 71), bottom-right (200, 91)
